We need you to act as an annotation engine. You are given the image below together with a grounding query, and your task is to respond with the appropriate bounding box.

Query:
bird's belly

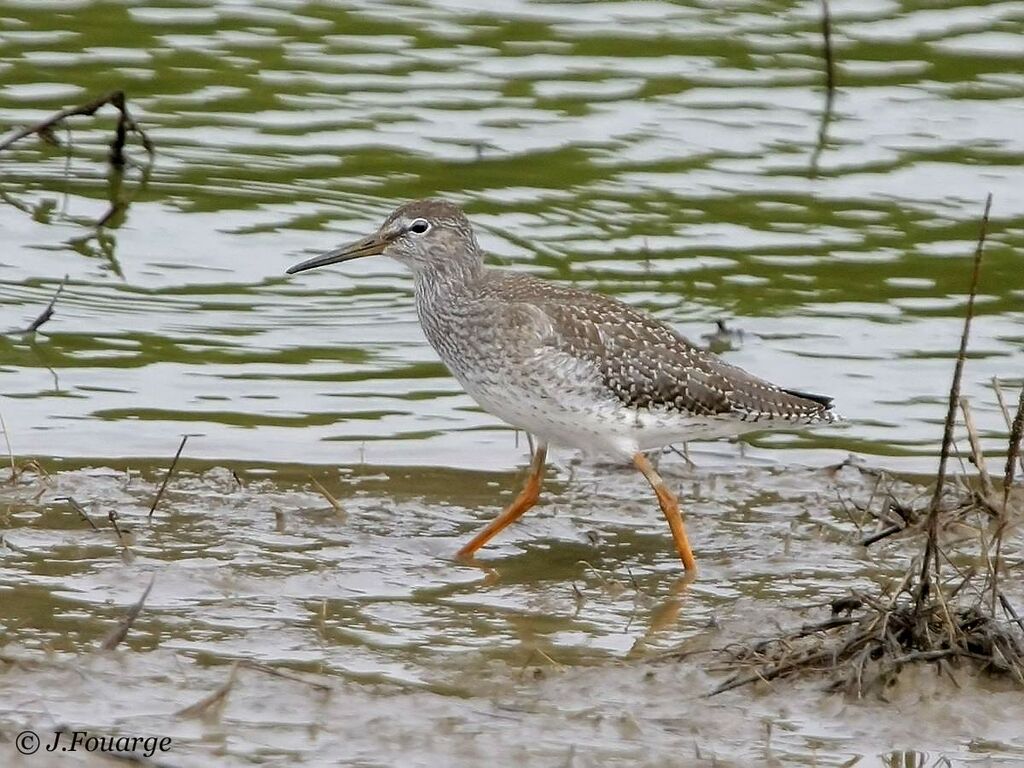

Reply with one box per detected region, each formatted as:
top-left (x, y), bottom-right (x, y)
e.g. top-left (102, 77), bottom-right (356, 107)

top-left (459, 377), bottom-right (754, 459)
top-left (456, 377), bottom-right (619, 453)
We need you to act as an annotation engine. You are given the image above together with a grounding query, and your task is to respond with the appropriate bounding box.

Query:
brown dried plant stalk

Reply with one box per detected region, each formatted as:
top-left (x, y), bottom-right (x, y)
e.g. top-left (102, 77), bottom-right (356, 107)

top-left (696, 194), bottom-right (1024, 697)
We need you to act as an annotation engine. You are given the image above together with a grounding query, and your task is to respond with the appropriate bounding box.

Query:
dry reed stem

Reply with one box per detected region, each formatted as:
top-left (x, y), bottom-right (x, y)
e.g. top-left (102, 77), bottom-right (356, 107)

top-left (148, 435), bottom-right (190, 518)
top-left (99, 576), bottom-right (155, 651)
top-left (810, 0), bottom-right (837, 176)
top-left (237, 660), bottom-right (332, 692)
top-left (0, 411), bottom-right (15, 481)
top-left (309, 475), bottom-right (345, 517)
top-left (918, 193), bottom-right (992, 606)
top-left (699, 193), bottom-right (1024, 697)
top-left (59, 496), bottom-right (99, 531)
top-left (989, 385), bottom-right (1023, 625)
top-left (176, 662), bottom-right (239, 718)
top-left (992, 378), bottom-right (1014, 429)
top-left (959, 397), bottom-right (993, 499)
top-left (1005, 387), bottom-right (1024, 508)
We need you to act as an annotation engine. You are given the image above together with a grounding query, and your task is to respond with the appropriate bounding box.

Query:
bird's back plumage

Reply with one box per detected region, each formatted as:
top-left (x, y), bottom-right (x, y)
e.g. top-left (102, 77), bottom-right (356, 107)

top-left (481, 272), bottom-right (831, 418)
top-left (415, 267), bottom-right (835, 456)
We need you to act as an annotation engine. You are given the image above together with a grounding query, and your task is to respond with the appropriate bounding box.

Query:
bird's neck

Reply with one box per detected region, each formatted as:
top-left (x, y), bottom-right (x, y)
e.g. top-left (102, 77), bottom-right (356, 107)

top-left (412, 259), bottom-right (482, 310)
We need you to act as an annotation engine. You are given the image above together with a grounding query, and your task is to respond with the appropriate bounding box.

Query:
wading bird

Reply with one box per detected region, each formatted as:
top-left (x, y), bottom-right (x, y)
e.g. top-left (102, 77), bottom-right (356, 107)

top-left (288, 199), bottom-right (836, 572)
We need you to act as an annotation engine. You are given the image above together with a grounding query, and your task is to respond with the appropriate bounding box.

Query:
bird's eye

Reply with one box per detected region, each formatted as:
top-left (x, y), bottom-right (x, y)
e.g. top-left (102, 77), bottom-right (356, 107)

top-left (409, 219), bottom-right (430, 235)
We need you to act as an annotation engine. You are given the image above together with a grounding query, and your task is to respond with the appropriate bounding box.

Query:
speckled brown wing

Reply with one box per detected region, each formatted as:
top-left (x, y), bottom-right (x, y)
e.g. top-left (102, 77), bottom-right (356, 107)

top-left (482, 271), bottom-right (834, 422)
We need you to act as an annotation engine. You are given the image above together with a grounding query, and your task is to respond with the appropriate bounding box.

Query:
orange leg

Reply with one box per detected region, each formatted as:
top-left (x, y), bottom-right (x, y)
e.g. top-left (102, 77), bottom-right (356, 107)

top-left (633, 452), bottom-right (698, 573)
top-left (457, 441), bottom-right (548, 559)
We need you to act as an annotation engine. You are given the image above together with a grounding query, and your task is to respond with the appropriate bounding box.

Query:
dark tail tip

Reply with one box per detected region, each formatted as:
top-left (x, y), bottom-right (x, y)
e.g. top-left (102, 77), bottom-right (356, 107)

top-left (782, 388), bottom-right (834, 409)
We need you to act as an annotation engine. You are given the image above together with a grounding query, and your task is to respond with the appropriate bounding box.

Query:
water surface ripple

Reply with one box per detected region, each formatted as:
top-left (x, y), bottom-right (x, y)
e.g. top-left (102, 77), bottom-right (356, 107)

top-left (1, 0), bottom-right (1021, 470)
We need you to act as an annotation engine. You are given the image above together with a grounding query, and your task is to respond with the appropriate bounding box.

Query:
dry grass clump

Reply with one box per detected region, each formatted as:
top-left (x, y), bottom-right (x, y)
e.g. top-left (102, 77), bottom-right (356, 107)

top-left (706, 194), bottom-right (1024, 697)
top-left (710, 481), bottom-right (1023, 696)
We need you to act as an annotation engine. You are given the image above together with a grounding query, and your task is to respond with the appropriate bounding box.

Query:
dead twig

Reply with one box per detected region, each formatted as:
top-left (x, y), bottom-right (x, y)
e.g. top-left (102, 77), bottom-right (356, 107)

top-left (21, 275), bottom-right (69, 334)
top-left (710, 648), bottom-right (837, 696)
top-left (666, 443), bottom-right (697, 469)
top-left (0, 90), bottom-right (153, 166)
top-left (860, 523), bottom-right (902, 547)
top-left (174, 660), bottom-right (328, 719)
top-left (107, 510), bottom-right (134, 563)
top-left (998, 593), bottom-right (1024, 633)
top-left (860, 496), bottom-right (915, 546)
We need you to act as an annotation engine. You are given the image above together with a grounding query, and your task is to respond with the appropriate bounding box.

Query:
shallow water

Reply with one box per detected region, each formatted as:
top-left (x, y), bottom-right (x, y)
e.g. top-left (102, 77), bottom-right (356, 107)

top-left (2, 0), bottom-right (1024, 765)
top-left (2, 463), bottom-right (1024, 766)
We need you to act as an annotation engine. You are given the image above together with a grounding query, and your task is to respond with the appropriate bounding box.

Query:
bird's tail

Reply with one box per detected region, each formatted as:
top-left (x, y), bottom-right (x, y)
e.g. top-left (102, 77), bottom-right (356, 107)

top-left (781, 388), bottom-right (835, 410)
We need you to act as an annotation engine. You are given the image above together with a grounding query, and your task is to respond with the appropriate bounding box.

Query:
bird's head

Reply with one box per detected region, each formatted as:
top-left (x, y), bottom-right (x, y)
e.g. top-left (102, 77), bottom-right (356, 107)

top-left (287, 198), bottom-right (483, 279)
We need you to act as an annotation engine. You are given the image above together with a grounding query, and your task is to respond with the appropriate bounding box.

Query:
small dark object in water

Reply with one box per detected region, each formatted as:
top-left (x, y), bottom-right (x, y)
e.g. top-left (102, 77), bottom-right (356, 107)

top-left (701, 319), bottom-right (745, 353)
top-left (830, 596), bottom-right (863, 616)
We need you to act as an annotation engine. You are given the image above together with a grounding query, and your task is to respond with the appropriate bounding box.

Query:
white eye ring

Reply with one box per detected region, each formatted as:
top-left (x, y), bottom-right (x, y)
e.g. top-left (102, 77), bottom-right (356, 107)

top-left (408, 219), bottom-right (430, 235)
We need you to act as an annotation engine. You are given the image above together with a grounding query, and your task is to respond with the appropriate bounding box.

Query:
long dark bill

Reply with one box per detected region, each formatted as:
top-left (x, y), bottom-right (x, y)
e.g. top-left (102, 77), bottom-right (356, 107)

top-left (286, 233), bottom-right (388, 274)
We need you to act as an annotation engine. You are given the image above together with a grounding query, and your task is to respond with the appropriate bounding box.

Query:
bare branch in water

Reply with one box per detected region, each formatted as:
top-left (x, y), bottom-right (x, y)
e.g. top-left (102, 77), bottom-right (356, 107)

top-left (809, 0), bottom-right (837, 176)
top-left (0, 90), bottom-right (153, 166)
top-left (820, 0), bottom-right (836, 96)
